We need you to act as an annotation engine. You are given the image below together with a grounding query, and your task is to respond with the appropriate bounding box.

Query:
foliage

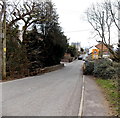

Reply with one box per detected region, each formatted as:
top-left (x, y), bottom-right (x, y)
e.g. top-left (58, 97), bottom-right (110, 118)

top-left (93, 59), bottom-right (114, 79)
top-left (93, 59), bottom-right (120, 79)
top-left (83, 58), bottom-right (120, 80)
top-left (6, 25), bottom-right (29, 76)
top-left (115, 40), bottom-right (120, 62)
top-left (80, 48), bottom-right (84, 53)
top-left (96, 79), bottom-right (119, 116)
top-left (67, 45), bottom-right (78, 57)
top-left (5, 0), bottom-right (68, 77)
top-left (22, 1), bottom-right (68, 71)
top-left (43, 26), bottom-right (68, 67)
top-left (113, 62), bottom-right (120, 79)
top-left (24, 24), bottom-right (68, 71)
top-left (22, 25), bottom-right (44, 71)
top-left (83, 61), bottom-right (94, 75)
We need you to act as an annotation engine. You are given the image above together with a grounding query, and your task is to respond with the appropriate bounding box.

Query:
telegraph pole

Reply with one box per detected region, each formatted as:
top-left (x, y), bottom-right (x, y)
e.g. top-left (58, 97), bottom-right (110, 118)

top-left (0, 21), bottom-right (2, 80)
top-left (2, 1), bottom-right (6, 79)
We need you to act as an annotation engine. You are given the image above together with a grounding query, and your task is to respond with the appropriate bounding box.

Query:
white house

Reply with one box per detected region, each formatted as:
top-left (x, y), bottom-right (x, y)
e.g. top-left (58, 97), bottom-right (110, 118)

top-left (88, 46), bottom-right (98, 54)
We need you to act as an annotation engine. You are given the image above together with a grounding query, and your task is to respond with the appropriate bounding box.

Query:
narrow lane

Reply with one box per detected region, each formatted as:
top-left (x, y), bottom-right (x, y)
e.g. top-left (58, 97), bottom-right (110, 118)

top-left (2, 60), bottom-right (83, 116)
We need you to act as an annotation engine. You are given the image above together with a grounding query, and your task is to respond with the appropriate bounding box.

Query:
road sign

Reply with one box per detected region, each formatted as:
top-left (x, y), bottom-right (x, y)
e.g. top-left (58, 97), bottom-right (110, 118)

top-left (92, 49), bottom-right (99, 59)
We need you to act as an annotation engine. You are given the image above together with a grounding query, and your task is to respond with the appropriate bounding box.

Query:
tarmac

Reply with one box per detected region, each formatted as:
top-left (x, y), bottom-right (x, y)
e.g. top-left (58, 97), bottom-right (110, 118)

top-left (1, 61), bottom-right (113, 116)
top-left (82, 75), bottom-right (112, 116)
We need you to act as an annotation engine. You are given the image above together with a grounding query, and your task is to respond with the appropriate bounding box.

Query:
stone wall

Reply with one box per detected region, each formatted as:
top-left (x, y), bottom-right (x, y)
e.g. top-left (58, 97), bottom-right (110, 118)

top-left (5, 64), bottom-right (64, 81)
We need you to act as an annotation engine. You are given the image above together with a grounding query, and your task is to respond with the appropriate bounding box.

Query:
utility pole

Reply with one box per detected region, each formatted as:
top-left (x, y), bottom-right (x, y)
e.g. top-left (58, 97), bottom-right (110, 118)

top-left (101, 11), bottom-right (104, 58)
top-left (0, 21), bottom-right (2, 80)
top-left (2, 1), bottom-right (6, 79)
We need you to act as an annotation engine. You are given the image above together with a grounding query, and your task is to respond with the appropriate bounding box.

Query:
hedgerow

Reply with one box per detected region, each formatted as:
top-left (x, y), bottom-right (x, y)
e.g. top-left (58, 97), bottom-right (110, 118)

top-left (83, 58), bottom-right (120, 80)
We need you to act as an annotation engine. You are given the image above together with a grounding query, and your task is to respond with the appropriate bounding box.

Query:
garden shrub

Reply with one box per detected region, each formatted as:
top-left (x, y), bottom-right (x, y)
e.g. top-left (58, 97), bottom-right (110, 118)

top-left (113, 62), bottom-right (120, 79)
top-left (83, 61), bottom-right (94, 75)
top-left (93, 59), bottom-right (116, 79)
top-left (82, 58), bottom-right (120, 80)
top-left (103, 66), bottom-right (116, 79)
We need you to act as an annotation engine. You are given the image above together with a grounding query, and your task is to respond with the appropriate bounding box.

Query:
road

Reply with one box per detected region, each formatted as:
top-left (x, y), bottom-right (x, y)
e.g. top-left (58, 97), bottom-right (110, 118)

top-left (2, 60), bottom-right (84, 116)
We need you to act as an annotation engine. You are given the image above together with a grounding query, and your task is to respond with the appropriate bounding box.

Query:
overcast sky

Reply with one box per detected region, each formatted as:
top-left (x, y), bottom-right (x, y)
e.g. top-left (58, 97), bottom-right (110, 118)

top-left (52, 0), bottom-right (118, 48)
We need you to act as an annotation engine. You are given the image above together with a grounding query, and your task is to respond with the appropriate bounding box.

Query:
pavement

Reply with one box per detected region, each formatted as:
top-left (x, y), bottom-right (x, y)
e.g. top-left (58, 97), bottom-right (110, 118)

top-left (0, 50), bottom-right (2, 80)
top-left (0, 83), bottom-right (2, 118)
top-left (1, 60), bottom-right (111, 116)
top-left (82, 75), bottom-right (111, 116)
top-left (0, 46), bottom-right (2, 117)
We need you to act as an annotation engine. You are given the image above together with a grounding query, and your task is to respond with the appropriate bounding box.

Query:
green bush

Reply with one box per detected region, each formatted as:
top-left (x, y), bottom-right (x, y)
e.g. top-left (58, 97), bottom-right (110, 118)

top-left (113, 62), bottom-right (120, 79)
top-left (103, 66), bottom-right (116, 79)
top-left (93, 59), bottom-right (116, 79)
top-left (82, 58), bottom-right (120, 80)
top-left (83, 61), bottom-right (94, 75)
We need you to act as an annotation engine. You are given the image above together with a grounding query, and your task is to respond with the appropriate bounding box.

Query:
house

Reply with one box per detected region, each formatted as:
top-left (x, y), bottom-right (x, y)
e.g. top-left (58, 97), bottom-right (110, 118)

top-left (89, 46), bottom-right (98, 54)
top-left (95, 42), bottom-right (109, 56)
top-left (88, 42), bottom-right (110, 58)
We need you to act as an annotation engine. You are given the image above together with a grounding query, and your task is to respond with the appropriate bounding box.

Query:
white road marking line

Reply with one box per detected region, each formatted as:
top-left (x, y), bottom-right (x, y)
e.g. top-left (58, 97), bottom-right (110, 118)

top-left (78, 75), bottom-right (85, 117)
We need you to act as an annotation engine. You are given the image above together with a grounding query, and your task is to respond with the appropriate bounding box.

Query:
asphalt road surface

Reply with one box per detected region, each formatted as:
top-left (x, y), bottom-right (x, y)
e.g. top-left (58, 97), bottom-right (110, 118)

top-left (2, 60), bottom-right (84, 116)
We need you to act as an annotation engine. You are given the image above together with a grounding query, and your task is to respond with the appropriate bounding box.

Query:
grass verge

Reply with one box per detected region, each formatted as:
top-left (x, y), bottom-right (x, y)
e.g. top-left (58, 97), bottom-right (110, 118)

top-left (95, 78), bottom-right (119, 116)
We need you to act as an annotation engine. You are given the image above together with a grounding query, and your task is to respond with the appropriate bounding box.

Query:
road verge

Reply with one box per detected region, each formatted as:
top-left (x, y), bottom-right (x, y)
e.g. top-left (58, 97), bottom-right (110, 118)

top-left (95, 78), bottom-right (119, 116)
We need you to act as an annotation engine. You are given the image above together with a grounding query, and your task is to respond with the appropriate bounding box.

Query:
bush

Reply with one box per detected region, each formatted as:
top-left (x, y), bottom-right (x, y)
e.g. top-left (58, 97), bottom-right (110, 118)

top-left (69, 57), bottom-right (73, 62)
top-left (113, 62), bottom-right (120, 79)
top-left (103, 66), bottom-right (116, 79)
top-left (93, 59), bottom-right (116, 79)
top-left (83, 61), bottom-right (94, 75)
top-left (82, 58), bottom-right (120, 80)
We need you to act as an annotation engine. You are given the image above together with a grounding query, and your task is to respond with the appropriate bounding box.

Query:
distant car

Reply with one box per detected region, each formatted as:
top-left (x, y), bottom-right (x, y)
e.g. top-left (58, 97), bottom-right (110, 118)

top-left (82, 54), bottom-right (88, 61)
top-left (78, 55), bottom-right (83, 60)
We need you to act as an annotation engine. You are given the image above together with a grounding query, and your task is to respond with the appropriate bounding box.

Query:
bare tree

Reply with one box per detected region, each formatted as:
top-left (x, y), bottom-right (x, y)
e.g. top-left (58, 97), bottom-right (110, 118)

top-left (0, 0), bottom-right (4, 22)
top-left (6, 0), bottom-right (57, 40)
top-left (108, 0), bottom-right (120, 31)
top-left (86, 0), bottom-right (119, 60)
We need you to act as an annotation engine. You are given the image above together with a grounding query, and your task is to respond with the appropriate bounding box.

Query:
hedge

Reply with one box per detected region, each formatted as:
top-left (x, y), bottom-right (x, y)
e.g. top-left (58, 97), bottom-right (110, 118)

top-left (83, 59), bottom-right (120, 80)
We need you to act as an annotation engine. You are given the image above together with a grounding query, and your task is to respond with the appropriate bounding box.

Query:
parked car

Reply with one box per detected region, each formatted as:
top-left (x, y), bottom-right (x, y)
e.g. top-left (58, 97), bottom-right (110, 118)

top-left (78, 55), bottom-right (83, 60)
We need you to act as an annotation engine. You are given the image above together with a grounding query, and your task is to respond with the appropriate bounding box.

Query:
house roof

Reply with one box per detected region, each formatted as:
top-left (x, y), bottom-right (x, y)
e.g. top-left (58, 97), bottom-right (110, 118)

top-left (95, 42), bottom-right (108, 50)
